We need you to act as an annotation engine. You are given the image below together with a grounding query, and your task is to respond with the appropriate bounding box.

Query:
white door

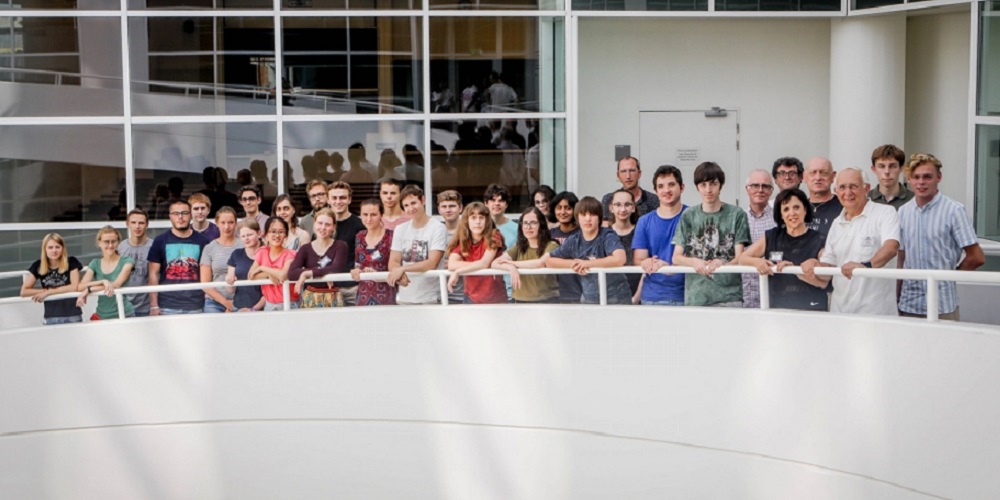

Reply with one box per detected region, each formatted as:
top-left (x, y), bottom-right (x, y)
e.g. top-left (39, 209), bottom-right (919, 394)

top-left (639, 110), bottom-right (740, 208)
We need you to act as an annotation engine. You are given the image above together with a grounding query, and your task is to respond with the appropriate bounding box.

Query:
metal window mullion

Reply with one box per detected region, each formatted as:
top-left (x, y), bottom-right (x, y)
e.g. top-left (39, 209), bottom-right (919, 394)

top-left (274, 0), bottom-right (285, 194)
top-left (120, 0), bottom-right (135, 212)
top-left (423, 8), bottom-right (432, 215)
top-left (969, 3), bottom-right (982, 222)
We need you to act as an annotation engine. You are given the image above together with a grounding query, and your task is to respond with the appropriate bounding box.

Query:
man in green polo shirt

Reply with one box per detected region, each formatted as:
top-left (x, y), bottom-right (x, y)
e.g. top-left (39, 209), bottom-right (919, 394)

top-left (868, 144), bottom-right (914, 210)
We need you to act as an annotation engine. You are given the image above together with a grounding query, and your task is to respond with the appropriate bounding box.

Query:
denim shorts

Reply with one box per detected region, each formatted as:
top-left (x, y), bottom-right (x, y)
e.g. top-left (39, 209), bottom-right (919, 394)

top-left (159, 308), bottom-right (203, 315)
top-left (204, 297), bottom-right (229, 313)
top-left (43, 315), bottom-right (83, 325)
top-left (642, 299), bottom-right (685, 306)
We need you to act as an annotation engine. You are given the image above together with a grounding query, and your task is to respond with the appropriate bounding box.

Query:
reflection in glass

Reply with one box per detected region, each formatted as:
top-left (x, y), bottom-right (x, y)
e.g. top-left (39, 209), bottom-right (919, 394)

top-left (130, 0), bottom-right (270, 9)
top-left (979, 1), bottom-right (1000, 116)
top-left (571, 0), bottom-right (707, 11)
top-left (282, 17), bottom-right (422, 115)
top-left (976, 125), bottom-right (1000, 240)
top-left (2, 0), bottom-right (117, 9)
top-left (281, 0), bottom-right (419, 9)
top-left (430, 17), bottom-right (564, 113)
top-left (430, 119), bottom-right (564, 212)
top-left (430, 0), bottom-right (562, 10)
top-left (0, 229), bottom-right (115, 298)
top-left (129, 17), bottom-right (276, 116)
top-left (853, 0), bottom-right (900, 8)
top-left (283, 121), bottom-right (424, 213)
top-left (132, 122), bottom-right (277, 219)
top-left (0, 125), bottom-right (125, 224)
top-left (0, 17), bottom-right (122, 116)
top-left (716, 0), bottom-right (838, 10)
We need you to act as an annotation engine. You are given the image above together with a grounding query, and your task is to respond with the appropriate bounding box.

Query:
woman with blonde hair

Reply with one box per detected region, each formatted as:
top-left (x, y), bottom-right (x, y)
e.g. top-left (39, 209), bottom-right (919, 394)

top-left (22, 233), bottom-right (84, 325)
top-left (200, 207), bottom-right (240, 313)
top-left (77, 226), bottom-right (135, 320)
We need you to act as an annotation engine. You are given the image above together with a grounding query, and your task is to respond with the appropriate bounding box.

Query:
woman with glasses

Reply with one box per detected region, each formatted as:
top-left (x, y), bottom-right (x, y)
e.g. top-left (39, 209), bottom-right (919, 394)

top-left (77, 226), bottom-right (135, 320)
top-left (491, 206), bottom-right (560, 303)
top-left (249, 217), bottom-right (300, 311)
top-left (608, 189), bottom-right (641, 302)
top-left (272, 194), bottom-right (310, 251)
top-left (738, 188), bottom-right (830, 311)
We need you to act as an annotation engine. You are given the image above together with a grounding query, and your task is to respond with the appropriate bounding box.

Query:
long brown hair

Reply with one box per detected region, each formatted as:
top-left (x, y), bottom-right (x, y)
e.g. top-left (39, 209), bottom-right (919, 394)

top-left (446, 202), bottom-right (500, 257)
top-left (516, 206), bottom-right (553, 256)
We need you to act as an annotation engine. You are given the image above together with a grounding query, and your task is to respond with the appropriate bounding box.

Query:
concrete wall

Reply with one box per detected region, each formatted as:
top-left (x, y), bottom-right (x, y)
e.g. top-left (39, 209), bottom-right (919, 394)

top-left (904, 8), bottom-right (972, 203)
top-left (2, 306), bottom-right (1000, 498)
top-left (577, 18), bottom-right (831, 207)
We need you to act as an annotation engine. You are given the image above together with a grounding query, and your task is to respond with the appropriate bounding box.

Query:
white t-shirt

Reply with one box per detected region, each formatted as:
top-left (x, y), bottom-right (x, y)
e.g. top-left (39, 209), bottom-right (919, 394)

top-left (391, 218), bottom-right (448, 304)
top-left (820, 201), bottom-right (900, 315)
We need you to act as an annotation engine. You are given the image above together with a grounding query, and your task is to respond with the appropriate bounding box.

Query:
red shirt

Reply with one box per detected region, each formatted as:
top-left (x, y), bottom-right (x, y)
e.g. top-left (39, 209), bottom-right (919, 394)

top-left (451, 232), bottom-right (507, 304)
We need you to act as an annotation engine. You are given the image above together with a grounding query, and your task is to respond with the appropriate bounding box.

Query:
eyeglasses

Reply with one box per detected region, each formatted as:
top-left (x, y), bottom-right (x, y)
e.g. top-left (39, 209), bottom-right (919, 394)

top-left (522, 220), bottom-right (541, 227)
top-left (611, 202), bottom-right (635, 209)
top-left (747, 184), bottom-right (773, 191)
top-left (240, 196), bottom-right (258, 202)
top-left (309, 193), bottom-right (327, 200)
top-left (169, 211), bottom-right (191, 217)
top-left (776, 171), bottom-right (799, 178)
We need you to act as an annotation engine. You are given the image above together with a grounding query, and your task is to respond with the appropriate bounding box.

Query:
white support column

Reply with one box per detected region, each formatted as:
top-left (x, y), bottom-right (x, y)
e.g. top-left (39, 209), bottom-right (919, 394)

top-left (829, 14), bottom-right (906, 170)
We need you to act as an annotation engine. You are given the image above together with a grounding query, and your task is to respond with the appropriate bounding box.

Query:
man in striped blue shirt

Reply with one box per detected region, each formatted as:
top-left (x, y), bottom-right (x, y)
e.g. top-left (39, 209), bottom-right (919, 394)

top-left (897, 153), bottom-right (985, 320)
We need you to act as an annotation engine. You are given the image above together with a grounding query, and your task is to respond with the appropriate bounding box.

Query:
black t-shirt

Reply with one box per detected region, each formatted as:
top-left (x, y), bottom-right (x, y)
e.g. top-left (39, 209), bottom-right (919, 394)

top-left (28, 256), bottom-right (83, 319)
top-left (764, 227), bottom-right (827, 311)
top-left (333, 214), bottom-right (366, 287)
top-left (807, 197), bottom-right (843, 238)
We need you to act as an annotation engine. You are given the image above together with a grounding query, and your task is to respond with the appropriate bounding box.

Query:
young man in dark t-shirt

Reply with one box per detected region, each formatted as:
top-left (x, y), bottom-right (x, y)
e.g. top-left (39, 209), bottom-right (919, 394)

top-left (328, 181), bottom-right (366, 305)
top-left (148, 199), bottom-right (210, 315)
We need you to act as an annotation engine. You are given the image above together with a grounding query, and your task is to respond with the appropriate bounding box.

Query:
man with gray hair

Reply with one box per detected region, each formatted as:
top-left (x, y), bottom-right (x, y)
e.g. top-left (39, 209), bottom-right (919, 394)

top-left (804, 157), bottom-right (842, 237)
top-left (804, 167), bottom-right (899, 315)
top-left (742, 169), bottom-right (777, 308)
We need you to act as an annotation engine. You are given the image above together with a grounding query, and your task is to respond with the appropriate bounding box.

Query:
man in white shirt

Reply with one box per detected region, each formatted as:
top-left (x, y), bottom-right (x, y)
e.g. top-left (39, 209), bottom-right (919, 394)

top-left (388, 185), bottom-right (448, 305)
top-left (805, 167), bottom-right (899, 315)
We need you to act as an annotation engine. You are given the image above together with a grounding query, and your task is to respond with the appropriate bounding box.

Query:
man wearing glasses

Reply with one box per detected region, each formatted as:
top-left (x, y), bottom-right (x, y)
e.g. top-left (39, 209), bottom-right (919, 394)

top-left (770, 157), bottom-right (803, 205)
top-left (742, 169), bottom-right (777, 308)
top-left (238, 185), bottom-right (268, 237)
top-left (299, 179), bottom-right (328, 235)
top-left (147, 200), bottom-right (211, 316)
top-left (601, 156), bottom-right (659, 222)
top-left (803, 157), bottom-right (842, 237)
top-left (805, 167), bottom-right (899, 315)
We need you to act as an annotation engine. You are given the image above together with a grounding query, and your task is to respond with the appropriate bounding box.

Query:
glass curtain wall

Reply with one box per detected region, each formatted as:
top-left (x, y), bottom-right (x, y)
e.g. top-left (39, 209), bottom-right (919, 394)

top-left (978, 1), bottom-right (1000, 240)
top-left (0, 4), bottom-right (567, 283)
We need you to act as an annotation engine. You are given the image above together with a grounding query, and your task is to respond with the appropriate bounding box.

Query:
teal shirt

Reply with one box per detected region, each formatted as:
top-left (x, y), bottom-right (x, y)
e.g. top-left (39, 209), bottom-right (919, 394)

top-left (88, 256), bottom-right (136, 319)
top-left (672, 203), bottom-right (751, 306)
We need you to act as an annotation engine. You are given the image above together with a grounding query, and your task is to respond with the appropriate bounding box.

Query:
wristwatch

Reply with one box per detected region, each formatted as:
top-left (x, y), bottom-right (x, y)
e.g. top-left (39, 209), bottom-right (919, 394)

top-left (861, 261), bottom-right (873, 268)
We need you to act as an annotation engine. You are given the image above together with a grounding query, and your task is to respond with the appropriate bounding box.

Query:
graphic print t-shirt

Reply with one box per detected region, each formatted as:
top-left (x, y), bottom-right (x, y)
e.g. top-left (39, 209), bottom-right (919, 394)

top-left (672, 203), bottom-right (751, 306)
top-left (148, 231), bottom-right (210, 310)
top-left (390, 219), bottom-right (448, 304)
top-left (28, 256), bottom-right (83, 319)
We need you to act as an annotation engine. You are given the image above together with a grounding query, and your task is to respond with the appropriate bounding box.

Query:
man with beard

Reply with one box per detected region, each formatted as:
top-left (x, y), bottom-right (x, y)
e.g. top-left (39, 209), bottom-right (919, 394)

top-left (148, 199), bottom-right (210, 316)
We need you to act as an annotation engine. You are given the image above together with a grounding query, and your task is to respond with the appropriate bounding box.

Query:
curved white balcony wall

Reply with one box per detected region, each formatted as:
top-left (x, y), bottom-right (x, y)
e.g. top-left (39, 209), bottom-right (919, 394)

top-left (2, 306), bottom-right (999, 499)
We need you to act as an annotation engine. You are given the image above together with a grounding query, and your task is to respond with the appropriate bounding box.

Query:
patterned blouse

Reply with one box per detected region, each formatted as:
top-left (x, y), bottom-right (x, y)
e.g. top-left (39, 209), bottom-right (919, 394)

top-left (355, 228), bottom-right (397, 306)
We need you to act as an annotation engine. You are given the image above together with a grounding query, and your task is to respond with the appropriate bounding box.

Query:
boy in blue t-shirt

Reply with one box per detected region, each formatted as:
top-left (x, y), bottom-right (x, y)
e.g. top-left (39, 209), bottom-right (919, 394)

top-left (546, 196), bottom-right (631, 304)
top-left (633, 165), bottom-right (687, 305)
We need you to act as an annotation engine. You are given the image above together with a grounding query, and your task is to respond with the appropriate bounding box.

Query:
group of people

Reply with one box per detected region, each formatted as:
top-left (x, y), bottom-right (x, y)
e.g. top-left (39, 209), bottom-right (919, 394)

top-left (21, 144), bottom-right (983, 324)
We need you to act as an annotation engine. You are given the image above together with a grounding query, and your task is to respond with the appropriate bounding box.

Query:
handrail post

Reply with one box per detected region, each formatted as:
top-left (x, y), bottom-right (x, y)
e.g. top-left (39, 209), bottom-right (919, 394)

top-left (440, 272), bottom-right (450, 306)
top-left (926, 277), bottom-right (939, 322)
top-left (758, 269), bottom-right (770, 310)
top-left (115, 291), bottom-right (126, 320)
top-left (282, 281), bottom-right (291, 311)
top-left (598, 270), bottom-right (607, 306)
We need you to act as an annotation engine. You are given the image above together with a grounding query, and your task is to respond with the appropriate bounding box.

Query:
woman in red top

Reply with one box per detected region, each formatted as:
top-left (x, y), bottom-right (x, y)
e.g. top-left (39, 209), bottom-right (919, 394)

top-left (446, 202), bottom-right (507, 304)
top-left (249, 217), bottom-right (299, 310)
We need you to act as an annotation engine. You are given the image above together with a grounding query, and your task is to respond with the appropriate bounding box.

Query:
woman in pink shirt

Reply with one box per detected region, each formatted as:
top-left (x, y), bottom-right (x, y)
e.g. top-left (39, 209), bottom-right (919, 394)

top-left (249, 217), bottom-right (299, 310)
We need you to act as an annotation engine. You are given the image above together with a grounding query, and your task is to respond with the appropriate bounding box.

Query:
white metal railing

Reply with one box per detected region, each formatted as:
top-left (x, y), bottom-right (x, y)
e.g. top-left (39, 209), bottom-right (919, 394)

top-left (3, 266), bottom-right (1000, 323)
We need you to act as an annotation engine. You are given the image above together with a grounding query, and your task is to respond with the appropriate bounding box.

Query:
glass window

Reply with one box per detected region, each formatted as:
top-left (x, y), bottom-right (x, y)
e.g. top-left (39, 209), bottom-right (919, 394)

top-left (429, 118), bottom-right (565, 213)
top-left (281, 0), bottom-right (420, 10)
top-left (281, 17), bottom-right (422, 115)
top-left (129, 0), bottom-right (271, 8)
top-left (976, 125), bottom-right (1000, 240)
top-left (853, 0), bottom-right (899, 8)
top-left (1, 0), bottom-right (118, 10)
top-left (430, 0), bottom-right (563, 10)
top-left (0, 17), bottom-right (122, 116)
top-left (129, 17), bottom-right (276, 116)
top-left (0, 229), bottom-right (113, 298)
top-left (283, 120), bottom-right (425, 214)
top-left (0, 125), bottom-right (125, 224)
top-left (430, 16), bottom-right (565, 113)
top-left (979, 1), bottom-right (1000, 116)
top-left (131, 122), bottom-right (277, 220)
top-left (571, 0), bottom-right (707, 11)
top-left (716, 0), bottom-right (838, 10)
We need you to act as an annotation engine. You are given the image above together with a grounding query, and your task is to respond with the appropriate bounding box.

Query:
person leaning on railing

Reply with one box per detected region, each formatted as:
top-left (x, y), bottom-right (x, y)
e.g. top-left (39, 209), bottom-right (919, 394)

top-left (289, 208), bottom-right (348, 308)
top-left (249, 217), bottom-right (300, 311)
top-left (350, 199), bottom-right (397, 306)
top-left (491, 206), bottom-right (560, 304)
top-left (225, 219), bottom-right (265, 312)
top-left (22, 233), bottom-right (84, 325)
top-left (77, 226), bottom-right (135, 320)
top-left (738, 188), bottom-right (830, 311)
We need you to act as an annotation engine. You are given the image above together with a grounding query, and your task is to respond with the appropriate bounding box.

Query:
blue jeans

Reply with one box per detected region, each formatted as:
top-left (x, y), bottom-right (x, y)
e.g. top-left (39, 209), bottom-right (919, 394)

top-left (204, 297), bottom-right (228, 313)
top-left (159, 308), bottom-right (202, 315)
top-left (642, 299), bottom-right (684, 306)
top-left (43, 315), bottom-right (83, 325)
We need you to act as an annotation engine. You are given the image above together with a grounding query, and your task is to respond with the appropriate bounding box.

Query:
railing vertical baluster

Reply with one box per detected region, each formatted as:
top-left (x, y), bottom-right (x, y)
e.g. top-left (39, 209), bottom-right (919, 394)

top-left (116, 292), bottom-right (126, 320)
top-left (758, 270), bottom-right (770, 310)
top-left (927, 277), bottom-right (939, 322)
top-left (282, 281), bottom-right (291, 311)
top-left (440, 272), bottom-right (450, 306)
top-left (598, 270), bottom-right (607, 306)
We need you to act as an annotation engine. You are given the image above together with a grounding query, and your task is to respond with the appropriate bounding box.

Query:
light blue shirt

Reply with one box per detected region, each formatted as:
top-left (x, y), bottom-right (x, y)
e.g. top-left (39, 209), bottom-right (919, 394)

top-left (898, 193), bottom-right (978, 314)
